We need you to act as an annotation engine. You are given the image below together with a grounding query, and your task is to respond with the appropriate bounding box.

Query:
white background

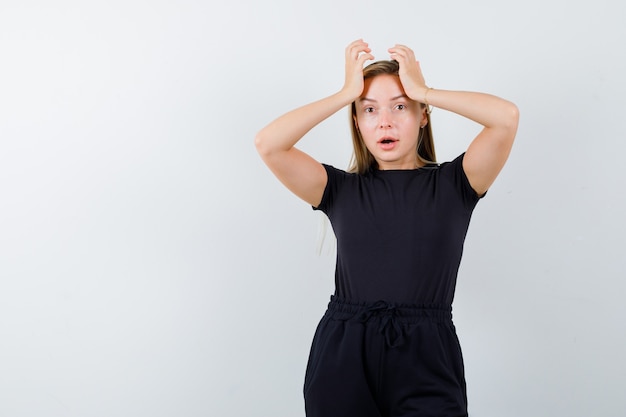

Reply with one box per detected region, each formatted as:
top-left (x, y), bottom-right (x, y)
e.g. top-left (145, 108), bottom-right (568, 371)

top-left (1, 1), bottom-right (625, 416)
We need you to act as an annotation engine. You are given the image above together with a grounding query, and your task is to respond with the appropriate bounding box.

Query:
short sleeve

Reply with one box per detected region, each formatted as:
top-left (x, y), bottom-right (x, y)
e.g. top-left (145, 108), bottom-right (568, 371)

top-left (312, 164), bottom-right (345, 214)
top-left (441, 153), bottom-right (485, 209)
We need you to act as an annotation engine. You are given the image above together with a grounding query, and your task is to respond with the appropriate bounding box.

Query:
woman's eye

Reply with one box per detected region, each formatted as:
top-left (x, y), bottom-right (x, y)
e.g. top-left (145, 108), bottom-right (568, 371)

top-left (395, 104), bottom-right (406, 110)
top-left (364, 107), bottom-right (375, 113)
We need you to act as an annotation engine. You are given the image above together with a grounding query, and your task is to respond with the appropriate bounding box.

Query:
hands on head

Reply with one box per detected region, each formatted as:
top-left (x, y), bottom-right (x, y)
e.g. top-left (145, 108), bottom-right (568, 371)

top-left (343, 39), bottom-right (429, 104)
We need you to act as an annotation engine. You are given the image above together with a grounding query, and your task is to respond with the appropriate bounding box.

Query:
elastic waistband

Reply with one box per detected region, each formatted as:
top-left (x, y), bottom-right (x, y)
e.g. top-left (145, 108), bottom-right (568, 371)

top-left (326, 295), bottom-right (452, 324)
top-left (326, 296), bottom-right (453, 348)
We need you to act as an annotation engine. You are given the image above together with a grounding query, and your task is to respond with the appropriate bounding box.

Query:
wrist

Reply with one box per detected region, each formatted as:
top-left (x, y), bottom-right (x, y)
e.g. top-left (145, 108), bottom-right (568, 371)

top-left (422, 86), bottom-right (432, 103)
top-left (423, 87), bottom-right (433, 112)
top-left (336, 87), bottom-right (360, 106)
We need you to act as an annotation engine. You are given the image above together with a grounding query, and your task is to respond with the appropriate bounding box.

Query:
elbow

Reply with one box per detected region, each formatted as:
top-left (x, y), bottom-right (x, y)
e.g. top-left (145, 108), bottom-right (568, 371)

top-left (504, 101), bottom-right (520, 132)
top-left (502, 102), bottom-right (520, 148)
top-left (255, 129), bottom-right (292, 158)
top-left (254, 130), bottom-right (269, 157)
top-left (488, 102), bottom-right (519, 147)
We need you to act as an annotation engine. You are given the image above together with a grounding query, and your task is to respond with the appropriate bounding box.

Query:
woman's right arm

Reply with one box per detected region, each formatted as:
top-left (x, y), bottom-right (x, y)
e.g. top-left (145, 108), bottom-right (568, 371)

top-left (254, 40), bottom-right (373, 207)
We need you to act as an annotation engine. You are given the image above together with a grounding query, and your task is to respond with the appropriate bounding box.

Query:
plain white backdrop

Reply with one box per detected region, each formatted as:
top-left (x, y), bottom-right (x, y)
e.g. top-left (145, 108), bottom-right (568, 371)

top-left (1, 0), bottom-right (625, 416)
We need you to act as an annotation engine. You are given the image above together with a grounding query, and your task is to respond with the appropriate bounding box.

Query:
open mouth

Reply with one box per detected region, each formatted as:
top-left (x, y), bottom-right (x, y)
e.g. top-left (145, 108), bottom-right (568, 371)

top-left (378, 137), bottom-right (398, 150)
top-left (378, 137), bottom-right (398, 146)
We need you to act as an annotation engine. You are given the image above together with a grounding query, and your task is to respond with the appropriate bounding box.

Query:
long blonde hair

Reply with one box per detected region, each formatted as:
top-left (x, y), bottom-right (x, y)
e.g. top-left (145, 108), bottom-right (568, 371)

top-left (347, 60), bottom-right (436, 174)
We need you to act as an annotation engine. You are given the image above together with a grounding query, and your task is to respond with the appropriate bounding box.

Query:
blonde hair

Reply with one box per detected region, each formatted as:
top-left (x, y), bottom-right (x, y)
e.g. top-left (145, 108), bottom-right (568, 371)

top-left (347, 60), bottom-right (436, 174)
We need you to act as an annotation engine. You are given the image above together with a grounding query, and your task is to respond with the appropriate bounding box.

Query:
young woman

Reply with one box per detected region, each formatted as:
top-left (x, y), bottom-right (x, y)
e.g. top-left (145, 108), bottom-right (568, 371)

top-left (255, 39), bottom-right (519, 417)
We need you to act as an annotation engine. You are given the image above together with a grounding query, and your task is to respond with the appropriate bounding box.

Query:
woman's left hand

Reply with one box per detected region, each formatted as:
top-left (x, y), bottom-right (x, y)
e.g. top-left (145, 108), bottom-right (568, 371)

top-left (388, 44), bottom-right (428, 103)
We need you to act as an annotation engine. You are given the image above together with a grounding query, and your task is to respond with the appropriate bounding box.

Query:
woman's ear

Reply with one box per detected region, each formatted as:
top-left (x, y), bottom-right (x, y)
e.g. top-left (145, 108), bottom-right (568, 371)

top-left (419, 107), bottom-right (428, 128)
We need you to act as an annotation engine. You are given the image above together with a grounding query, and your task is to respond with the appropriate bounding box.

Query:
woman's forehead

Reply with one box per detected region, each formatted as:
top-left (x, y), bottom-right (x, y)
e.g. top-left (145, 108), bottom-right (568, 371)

top-left (361, 75), bottom-right (406, 101)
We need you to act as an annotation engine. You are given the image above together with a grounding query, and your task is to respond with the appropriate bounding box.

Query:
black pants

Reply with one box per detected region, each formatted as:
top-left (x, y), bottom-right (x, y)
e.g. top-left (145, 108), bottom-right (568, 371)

top-left (304, 296), bottom-right (468, 417)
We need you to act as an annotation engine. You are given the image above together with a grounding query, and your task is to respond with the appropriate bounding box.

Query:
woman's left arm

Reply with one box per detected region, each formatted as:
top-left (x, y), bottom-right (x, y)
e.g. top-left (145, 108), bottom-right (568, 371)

top-left (390, 45), bottom-right (519, 196)
top-left (421, 88), bottom-right (519, 196)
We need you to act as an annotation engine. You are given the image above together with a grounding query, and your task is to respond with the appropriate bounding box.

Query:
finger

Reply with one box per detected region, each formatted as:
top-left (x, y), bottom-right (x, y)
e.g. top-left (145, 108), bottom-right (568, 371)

top-left (389, 44), bottom-right (412, 54)
top-left (346, 38), bottom-right (364, 52)
top-left (357, 53), bottom-right (375, 67)
top-left (349, 48), bottom-right (372, 62)
top-left (390, 52), bottom-right (409, 65)
top-left (348, 38), bottom-right (366, 47)
top-left (354, 46), bottom-right (372, 61)
top-left (389, 44), bottom-right (415, 61)
top-left (388, 48), bottom-right (408, 61)
top-left (347, 39), bottom-right (370, 59)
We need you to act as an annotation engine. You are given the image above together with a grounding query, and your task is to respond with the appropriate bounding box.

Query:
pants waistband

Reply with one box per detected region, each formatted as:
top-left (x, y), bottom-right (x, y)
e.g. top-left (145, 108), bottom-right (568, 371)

top-left (327, 295), bottom-right (452, 322)
top-left (325, 296), bottom-right (452, 348)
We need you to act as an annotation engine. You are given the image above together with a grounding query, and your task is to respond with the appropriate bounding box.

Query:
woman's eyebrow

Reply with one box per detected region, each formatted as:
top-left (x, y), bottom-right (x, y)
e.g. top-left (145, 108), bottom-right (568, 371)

top-left (359, 94), bottom-right (409, 103)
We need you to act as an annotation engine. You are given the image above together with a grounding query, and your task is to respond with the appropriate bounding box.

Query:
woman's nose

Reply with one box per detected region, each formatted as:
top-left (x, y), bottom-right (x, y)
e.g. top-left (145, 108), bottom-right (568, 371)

top-left (378, 108), bottom-right (393, 128)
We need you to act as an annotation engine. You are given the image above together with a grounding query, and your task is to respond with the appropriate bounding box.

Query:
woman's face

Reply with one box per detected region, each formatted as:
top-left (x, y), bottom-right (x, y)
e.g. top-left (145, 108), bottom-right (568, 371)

top-left (354, 74), bottom-right (427, 170)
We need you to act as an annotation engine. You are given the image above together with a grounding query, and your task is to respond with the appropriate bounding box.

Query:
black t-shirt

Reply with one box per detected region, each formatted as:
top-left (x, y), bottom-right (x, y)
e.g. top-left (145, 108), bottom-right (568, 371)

top-left (314, 153), bottom-right (482, 306)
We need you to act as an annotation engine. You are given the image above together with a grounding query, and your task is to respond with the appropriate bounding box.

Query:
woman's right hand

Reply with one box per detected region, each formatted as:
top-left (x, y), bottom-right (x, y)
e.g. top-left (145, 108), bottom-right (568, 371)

top-left (341, 39), bottom-right (374, 99)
